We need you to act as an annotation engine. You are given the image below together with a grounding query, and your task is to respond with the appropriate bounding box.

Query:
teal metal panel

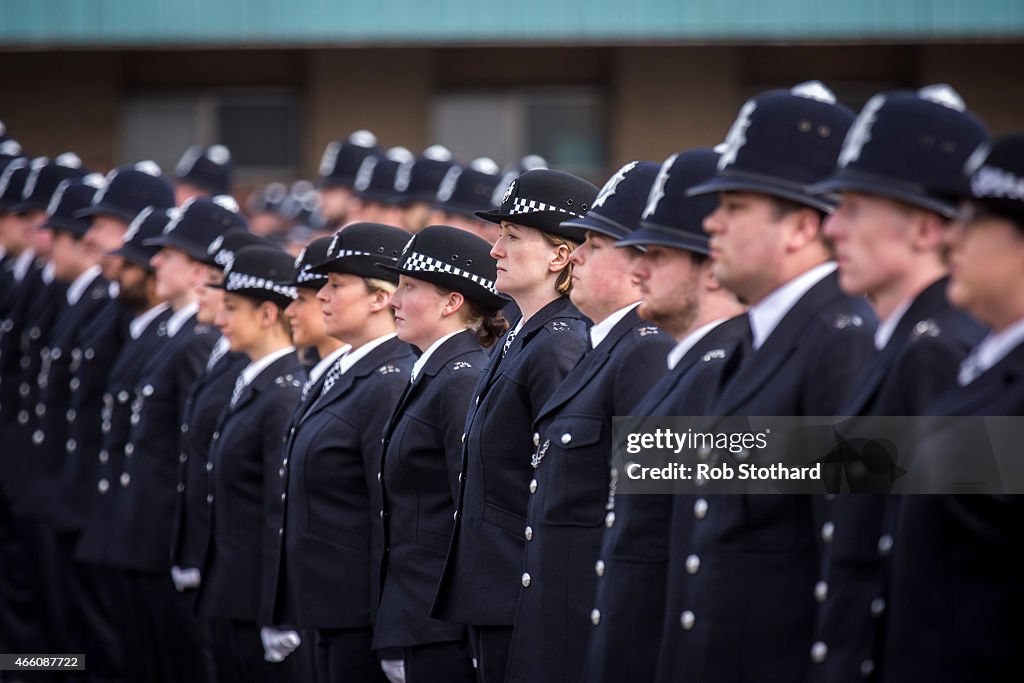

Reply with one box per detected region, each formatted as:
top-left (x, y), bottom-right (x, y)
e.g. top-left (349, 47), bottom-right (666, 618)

top-left (1, 0), bottom-right (1022, 46)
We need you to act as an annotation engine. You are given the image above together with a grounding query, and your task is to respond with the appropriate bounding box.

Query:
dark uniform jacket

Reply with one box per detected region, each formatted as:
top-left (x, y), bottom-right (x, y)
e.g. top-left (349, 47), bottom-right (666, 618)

top-left (170, 341), bottom-right (248, 572)
top-left (656, 270), bottom-right (876, 683)
top-left (373, 330), bottom-right (485, 651)
top-left (263, 336), bottom-right (413, 629)
top-left (584, 315), bottom-right (749, 683)
top-left (881, 334), bottom-right (1024, 683)
top-left (23, 270), bottom-right (111, 523)
top-left (811, 277), bottom-right (985, 683)
top-left (197, 351), bottom-right (306, 622)
top-left (74, 305), bottom-right (173, 565)
top-left (433, 296), bottom-right (589, 626)
top-left (506, 308), bottom-right (671, 683)
top-left (107, 310), bottom-right (217, 573)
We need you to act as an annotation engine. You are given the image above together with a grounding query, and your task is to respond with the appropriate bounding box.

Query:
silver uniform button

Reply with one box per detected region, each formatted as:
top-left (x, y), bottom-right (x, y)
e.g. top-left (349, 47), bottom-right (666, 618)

top-left (125, 443), bottom-right (134, 456)
top-left (179, 453), bottom-right (187, 463)
top-left (118, 390), bottom-right (129, 403)
top-left (51, 348), bottom-right (61, 360)
top-left (279, 468), bottom-right (285, 478)
top-left (821, 521), bottom-right (835, 543)
top-left (66, 439), bottom-right (77, 453)
top-left (605, 511), bottom-right (615, 528)
top-left (591, 609), bottom-right (601, 626)
top-left (84, 348), bottom-right (95, 360)
top-left (207, 463), bottom-right (214, 472)
top-left (97, 478), bottom-right (110, 493)
top-left (685, 554), bottom-right (701, 575)
top-left (524, 526), bottom-right (533, 541)
top-left (560, 432), bottom-right (572, 445)
top-left (860, 660), bottom-right (875, 677)
top-left (67, 409), bottom-right (76, 422)
top-left (18, 410), bottom-right (29, 425)
top-left (521, 573), bottom-right (531, 588)
top-left (181, 424), bottom-right (188, 434)
top-left (533, 432), bottom-right (540, 447)
top-left (32, 430), bottom-right (45, 445)
top-left (877, 534), bottom-right (893, 555)
top-left (20, 357), bottom-right (30, 370)
top-left (811, 641), bottom-right (828, 663)
top-left (98, 450), bottom-right (109, 463)
top-left (130, 414), bottom-right (140, 426)
top-left (29, 327), bottom-right (40, 340)
top-left (870, 598), bottom-right (886, 617)
top-left (35, 403), bottom-right (45, 417)
top-left (19, 382), bottom-right (30, 396)
top-left (281, 493), bottom-right (287, 502)
top-left (529, 479), bottom-right (537, 494)
top-left (142, 385), bottom-right (155, 397)
top-left (595, 560), bottom-right (605, 577)
top-left (69, 378), bottom-right (80, 391)
top-left (212, 431), bottom-right (220, 440)
top-left (120, 473), bottom-right (131, 487)
top-left (104, 393), bottom-right (113, 404)
top-left (177, 483), bottom-right (185, 493)
top-left (207, 494), bottom-right (214, 504)
top-left (680, 610), bottom-right (695, 630)
top-left (815, 581), bottom-right (828, 603)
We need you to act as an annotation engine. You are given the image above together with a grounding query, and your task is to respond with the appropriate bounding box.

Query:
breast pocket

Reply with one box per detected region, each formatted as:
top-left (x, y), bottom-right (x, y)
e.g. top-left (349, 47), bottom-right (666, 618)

top-left (541, 416), bottom-right (609, 527)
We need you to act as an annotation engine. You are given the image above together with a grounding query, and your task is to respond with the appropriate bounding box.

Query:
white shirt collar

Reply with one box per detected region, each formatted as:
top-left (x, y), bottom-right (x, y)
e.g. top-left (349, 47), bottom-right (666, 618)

top-left (590, 302), bottom-right (640, 349)
top-left (166, 301), bottom-right (199, 337)
top-left (13, 249), bottom-right (35, 283)
top-left (42, 262), bottom-right (56, 285)
top-left (339, 332), bottom-right (398, 375)
top-left (309, 344), bottom-right (351, 384)
top-left (961, 316), bottom-right (1024, 385)
top-left (129, 302), bottom-right (170, 339)
top-left (411, 330), bottom-right (464, 383)
top-left (66, 265), bottom-right (102, 306)
top-left (239, 346), bottom-right (296, 388)
top-left (873, 296), bottom-right (914, 351)
top-left (748, 262), bottom-right (837, 350)
top-left (667, 318), bottom-right (729, 370)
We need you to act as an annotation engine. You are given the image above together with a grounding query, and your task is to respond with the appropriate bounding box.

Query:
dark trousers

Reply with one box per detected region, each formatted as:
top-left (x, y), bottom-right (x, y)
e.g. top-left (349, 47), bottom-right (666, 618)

top-left (122, 570), bottom-right (214, 683)
top-left (208, 618), bottom-right (312, 683)
top-left (0, 518), bottom-right (67, 651)
top-left (315, 627), bottom-right (387, 683)
top-left (404, 640), bottom-right (476, 683)
top-left (468, 625), bottom-right (513, 683)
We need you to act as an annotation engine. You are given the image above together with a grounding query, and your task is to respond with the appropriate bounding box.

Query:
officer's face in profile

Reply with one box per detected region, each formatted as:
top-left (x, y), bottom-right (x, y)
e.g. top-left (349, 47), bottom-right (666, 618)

top-left (151, 247), bottom-right (204, 304)
top-left (196, 266), bottom-right (225, 325)
top-left (115, 260), bottom-right (151, 311)
top-left (25, 211), bottom-right (52, 258)
top-left (491, 222), bottom-right (568, 298)
top-left (568, 232), bottom-right (640, 322)
top-left (826, 192), bottom-right (937, 299)
top-left (945, 208), bottom-right (1024, 331)
top-left (633, 245), bottom-right (704, 338)
top-left (285, 288), bottom-right (330, 350)
top-left (84, 215), bottom-right (128, 281)
top-left (216, 292), bottom-right (271, 354)
top-left (319, 187), bottom-right (355, 222)
top-left (50, 231), bottom-right (85, 282)
top-left (391, 274), bottom-right (461, 351)
top-left (316, 272), bottom-right (386, 341)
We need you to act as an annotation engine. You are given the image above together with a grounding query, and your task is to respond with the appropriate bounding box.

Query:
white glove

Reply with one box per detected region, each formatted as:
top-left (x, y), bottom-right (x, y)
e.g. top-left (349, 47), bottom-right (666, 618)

top-left (380, 659), bottom-right (406, 683)
top-left (170, 566), bottom-right (201, 592)
top-left (260, 627), bottom-right (302, 663)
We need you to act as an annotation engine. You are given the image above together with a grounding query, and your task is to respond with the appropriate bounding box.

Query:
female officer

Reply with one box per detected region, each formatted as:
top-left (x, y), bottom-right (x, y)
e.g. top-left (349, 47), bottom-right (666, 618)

top-left (373, 225), bottom-right (509, 682)
top-left (431, 169), bottom-right (598, 683)
top-left (196, 244), bottom-right (307, 682)
top-left (262, 223), bottom-right (415, 683)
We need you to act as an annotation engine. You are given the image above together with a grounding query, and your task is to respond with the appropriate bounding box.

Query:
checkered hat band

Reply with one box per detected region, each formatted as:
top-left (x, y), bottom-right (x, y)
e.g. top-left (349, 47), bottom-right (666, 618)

top-left (225, 271), bottom-right (298, 299)
top-left (296, 267), bottom-right (327, 284)
top-left (214, 250), bottom-right (234, 268)
top-left (402, 251), bottom-right (499, 295)
top-left (509, 197), bottom-right (582, 219)
top-left (328, 247), bottom-right (375, 260)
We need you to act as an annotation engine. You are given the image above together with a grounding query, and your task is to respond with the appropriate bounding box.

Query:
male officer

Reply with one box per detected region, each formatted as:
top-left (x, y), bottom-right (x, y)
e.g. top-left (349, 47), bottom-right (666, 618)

top-left (805, 86), bottom-right (989, 682)
top-left (427, 158), bottom-right (504, 244)
top-left (505, 161), bottom-right (672, 683)
top-left (318, 130), bottom-right (381, 228)
top-left (656, 82), bottom-right (876, 683)
top-left (582, 148), bottom-right (748, 683)
top-left (174, 144), bottom-right (234, 205)
top-left (391, 145), bottom-right (457, 233)
top-left (352, 146), bottom-right (415, 226)
top-left (880, 134), bottom-right (1024, 682)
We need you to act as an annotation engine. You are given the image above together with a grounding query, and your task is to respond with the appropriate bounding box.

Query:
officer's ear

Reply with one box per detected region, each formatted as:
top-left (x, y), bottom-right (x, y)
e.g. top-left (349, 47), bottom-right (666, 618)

top-left (785, 206), bottom-right (827, 255)
top-left (910, 210), bottom-right (948, 254)
top-left (257, 299), bottom-right (280, 328)
top-left (441, 290), bottom-right (466, 318)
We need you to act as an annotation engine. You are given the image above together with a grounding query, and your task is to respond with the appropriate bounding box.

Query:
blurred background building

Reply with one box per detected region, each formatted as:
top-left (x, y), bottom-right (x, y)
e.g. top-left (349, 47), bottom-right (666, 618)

top-left (2, 0), bottom-right (1022, 189)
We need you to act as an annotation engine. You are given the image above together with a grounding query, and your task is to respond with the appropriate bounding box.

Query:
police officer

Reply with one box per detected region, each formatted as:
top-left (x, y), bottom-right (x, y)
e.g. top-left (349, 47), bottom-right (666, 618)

top-left (195, 244), bottom-right (308, 682)
top-left (879, 134), bottom-right (1024, 682)
top-left (373, 225), bottom-right (509, 683)
top-left (318, 130), bottom-right (382, 228)
top-left (261, 223), bottom-right (413, 683)
top-left (582, 148), bottom-right (748, 683)
top-left (432, 169), bottom-right (597, 683)
top-left (656, 82), bottom-right (876, 683)
top-left (505, 161), bottom-right (672, 683)
top-left (391, 145), bottom-right (457, 233)
top-left (805, 86), bottom-right (990, 682)
top-left (352, 146), bottom-right (416, 227)
top-left (427, 158), bottom-right (504, 245)
top-left (174, 143), bottom-right (234, 205)
top-left (282, 236), bottom-right (347, 372)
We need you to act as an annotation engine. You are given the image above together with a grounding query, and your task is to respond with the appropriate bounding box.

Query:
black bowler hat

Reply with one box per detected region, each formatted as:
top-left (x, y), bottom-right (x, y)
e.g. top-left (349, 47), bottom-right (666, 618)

top-left (11, 154), bottom-right (87, 214)
top-left (318, 130), bottom-right (382, 189)
top-left (619, 148), bottom-right (722, 255)
top-left (356, 146), bottom-right (414, 205)
top-left (42, 174), bottom-right (106, 237)
top-left (0, 158), bottom-right (30, 213)
top-left (476, 168), bottom-right (599, 241)
top-left (213, 245), bottom-right (297, 308)
top-left (393, 145), bottom-right (456, 205)
top-left (688, 81), bottom-right (855, 212)
top-left (76, 161), bottom-right (175, 223)
top-left (433, 158), bottom-right (502, 218)
top-left (248, 182), bottom-right (289, 216)
top-left (493, 154), bottom-right (549, 207)
top-left (380, 225), bottom-right (508, 311)
top-left (282, 235), bottom-right (332, 289)
top-left (960, 133), bottom-right (1024, 229)
top-left (309, 222), bottom-right (409, 283)
top-left (203, 229), bottom-right (273, 271)
top-left (810, 85), bottom-right (990, 219)
top-left (109, 207), bottom-right (174, 271)
top-left (560, 161), bottom-right (661, 242)
top-left (144, 196), bottom-right (248, 261)
top-left (175, 144), bottom-right (234, 196)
